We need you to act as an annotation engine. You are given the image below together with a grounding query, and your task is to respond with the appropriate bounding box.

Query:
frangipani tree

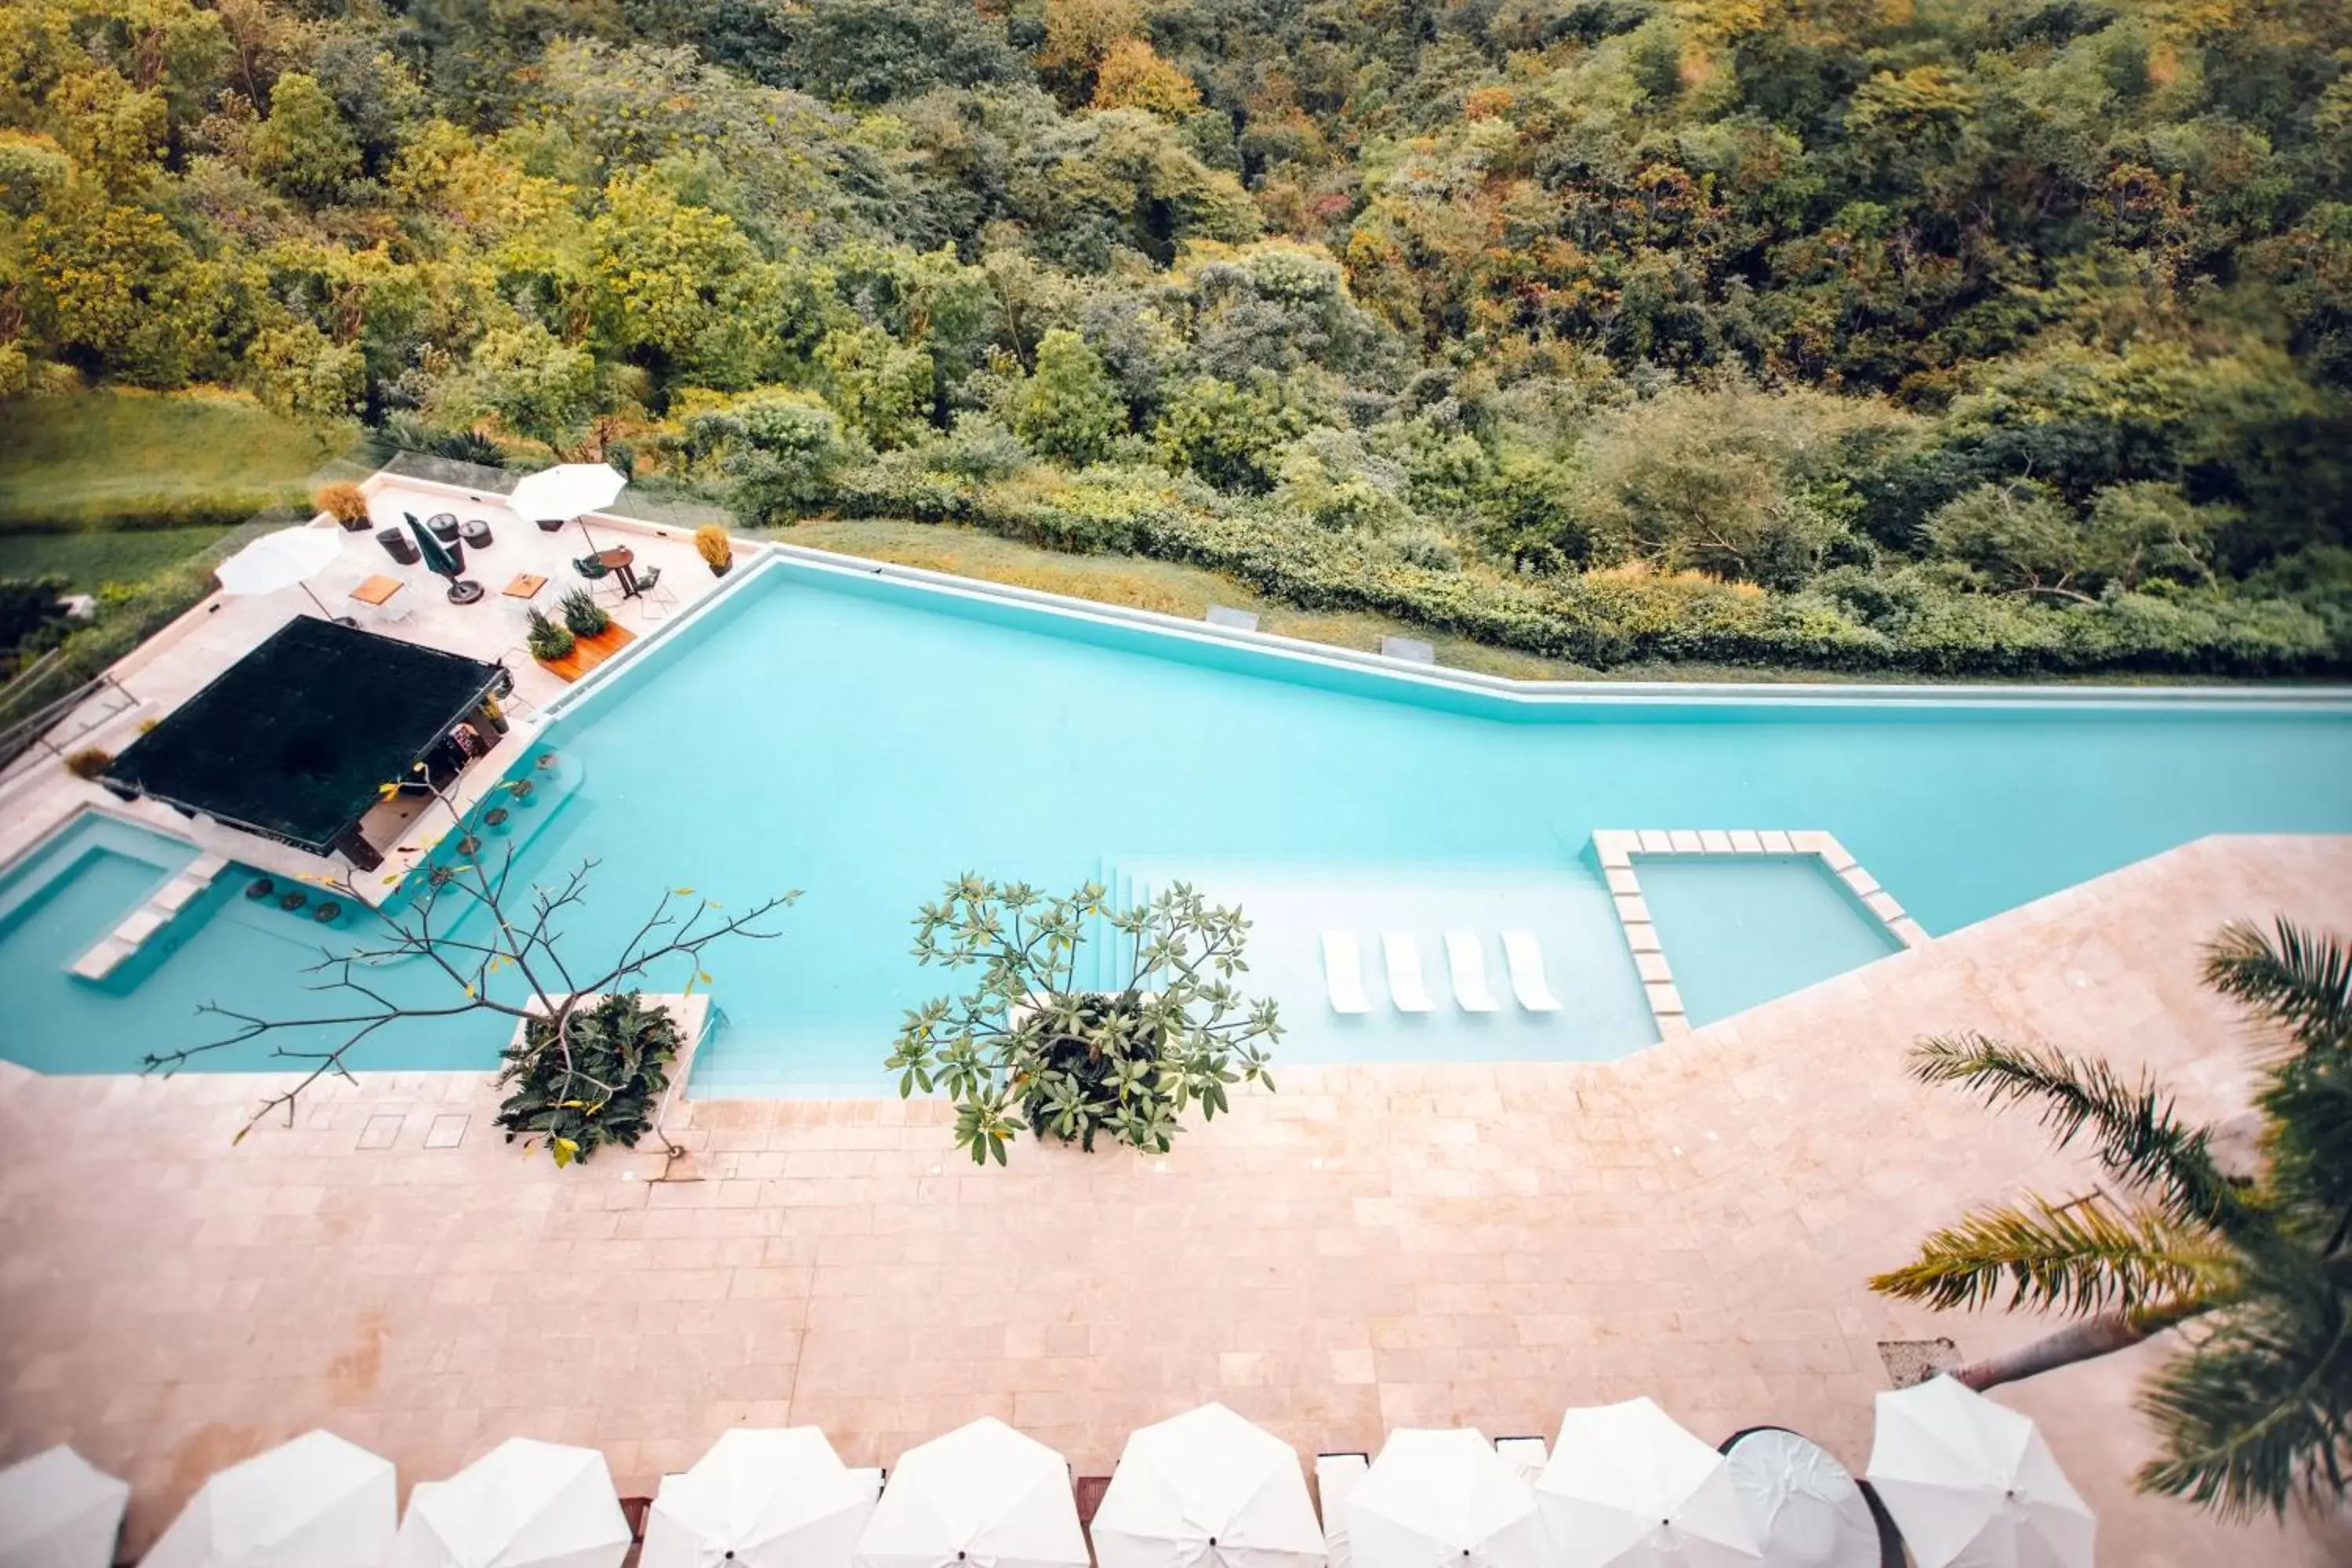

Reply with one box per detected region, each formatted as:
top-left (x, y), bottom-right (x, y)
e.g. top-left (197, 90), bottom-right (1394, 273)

top-left (150, 771), bottom-right (797, 1156)
top-left (886, 875), bottom-right (1280, 1163)
top-left (1873, 917), bottom-right (2352, 1519)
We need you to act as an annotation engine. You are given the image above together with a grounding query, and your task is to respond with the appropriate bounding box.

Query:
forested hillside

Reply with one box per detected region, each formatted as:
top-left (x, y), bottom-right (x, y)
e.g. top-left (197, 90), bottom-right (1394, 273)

top-left (5, 0), bottom-right (2352, 675)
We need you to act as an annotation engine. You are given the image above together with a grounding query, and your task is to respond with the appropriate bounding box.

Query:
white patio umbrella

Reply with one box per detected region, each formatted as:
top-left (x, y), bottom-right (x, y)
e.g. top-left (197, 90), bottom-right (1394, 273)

top-left (643, 1427), bottom-right (879, 1568)
top-left (852, 1417), bottom-right (1087, 1568)
top-left (1720, 1429), bottom-right (1882, 1568)
top-left (0, 1444), bottom-right (129, 1568)
top-left (1091, 1403), bottom-right (1326, 1568)
top-left (507, 464), bottom-right (627, 545)
top-left (1343, 1429), bottom-right (1548, 1568)
top-left (140, 1429), bottom-right (395, 1568)
top-left (1865, 1377), bottom-right (2094, 1568)
top-left (390, 1437), bottom-right (630, 1568)
top-left (1537, 1399), bottom-right (1759, 1568)
top-left (213, 524), bottom-right (350, 622)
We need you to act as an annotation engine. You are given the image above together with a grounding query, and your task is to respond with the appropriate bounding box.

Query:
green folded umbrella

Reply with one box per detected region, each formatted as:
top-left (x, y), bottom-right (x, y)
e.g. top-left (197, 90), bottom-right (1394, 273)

top-left (407, 513), bottom-right (483, 604)
top-left (406, 513), bottom-right (459, 575)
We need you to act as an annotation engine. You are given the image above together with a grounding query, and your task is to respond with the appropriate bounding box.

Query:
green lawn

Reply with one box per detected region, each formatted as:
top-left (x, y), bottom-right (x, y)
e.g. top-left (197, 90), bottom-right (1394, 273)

top-left (0, 389), bottom-right (352, 527)
top-left (0, 526), bottom-right (240, 591)
top-left (771, 517), bottom-right (1619, 680)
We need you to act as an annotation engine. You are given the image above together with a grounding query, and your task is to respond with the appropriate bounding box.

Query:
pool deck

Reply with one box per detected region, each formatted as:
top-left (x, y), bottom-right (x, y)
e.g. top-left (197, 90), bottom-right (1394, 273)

top-left (4, 833), bottom-right (2349, 1563)
top-left (0, 477), bottom-right (738, 895)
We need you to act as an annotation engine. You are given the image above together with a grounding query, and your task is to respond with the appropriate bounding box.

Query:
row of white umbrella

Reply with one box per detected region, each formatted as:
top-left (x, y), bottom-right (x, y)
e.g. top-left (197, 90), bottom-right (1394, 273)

top-left (0, 1379), bottom-right (2091, 1568)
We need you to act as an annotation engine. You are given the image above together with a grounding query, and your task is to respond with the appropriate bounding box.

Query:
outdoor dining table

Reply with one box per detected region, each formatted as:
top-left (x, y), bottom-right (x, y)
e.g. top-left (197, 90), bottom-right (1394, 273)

top-left (593, 546), bottom-right (640, 596)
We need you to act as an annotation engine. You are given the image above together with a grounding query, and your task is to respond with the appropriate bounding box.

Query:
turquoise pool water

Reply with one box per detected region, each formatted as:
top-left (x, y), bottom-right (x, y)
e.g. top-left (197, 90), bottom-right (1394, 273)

top-left (8, 556), bottom-right (2352, 1087)
top-left (0, 812), bottom-right (504, 1074)
top-left (1637, 857), bottom-right (1900, 1026)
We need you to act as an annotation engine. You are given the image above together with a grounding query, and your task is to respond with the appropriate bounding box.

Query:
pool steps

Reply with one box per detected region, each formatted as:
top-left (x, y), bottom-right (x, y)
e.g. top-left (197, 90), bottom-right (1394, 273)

top-left (68, 850), bottom-right (229, 982)
top-left (1593, 829), bottom-right (1929, 1039)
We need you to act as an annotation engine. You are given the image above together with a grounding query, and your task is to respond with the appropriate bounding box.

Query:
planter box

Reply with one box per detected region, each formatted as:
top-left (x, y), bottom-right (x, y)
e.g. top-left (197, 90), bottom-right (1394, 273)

top-left (534, 622), bottom-right (635, 682)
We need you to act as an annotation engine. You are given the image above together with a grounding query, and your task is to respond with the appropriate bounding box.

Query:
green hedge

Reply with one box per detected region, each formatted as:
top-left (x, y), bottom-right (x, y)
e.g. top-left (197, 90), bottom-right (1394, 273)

top-left (836, 462), bottom-right (2345, 678)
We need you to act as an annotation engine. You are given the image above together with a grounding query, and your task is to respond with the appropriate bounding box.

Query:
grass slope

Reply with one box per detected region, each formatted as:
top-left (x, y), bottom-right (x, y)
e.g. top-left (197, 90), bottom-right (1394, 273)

top-left (0, 390), bottom-right (347, 528)
top-left (0, 526), bottom-right (240, 591)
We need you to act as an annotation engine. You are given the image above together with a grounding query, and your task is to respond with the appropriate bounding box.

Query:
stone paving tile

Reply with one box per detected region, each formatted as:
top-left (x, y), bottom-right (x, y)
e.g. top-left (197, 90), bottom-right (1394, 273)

top-left (2, 836), bottom-right (2350, 1563)
top-left (356, 1113), bottom-right (405, 1151)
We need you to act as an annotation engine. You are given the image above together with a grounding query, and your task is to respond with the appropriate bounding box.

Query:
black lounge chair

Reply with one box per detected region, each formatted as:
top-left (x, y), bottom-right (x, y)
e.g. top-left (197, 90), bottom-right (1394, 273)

top-left (459, 517), bottom-right (494, 548)
top-left (426, 513), bottom-right (461, 544)
top-left (376, 527), bottom-right (420, 565)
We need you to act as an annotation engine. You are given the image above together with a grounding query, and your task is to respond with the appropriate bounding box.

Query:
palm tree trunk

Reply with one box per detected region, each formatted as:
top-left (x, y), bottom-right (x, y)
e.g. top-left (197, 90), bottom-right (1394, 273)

top-left (1953, 1301), bottom-right (2208, 1390)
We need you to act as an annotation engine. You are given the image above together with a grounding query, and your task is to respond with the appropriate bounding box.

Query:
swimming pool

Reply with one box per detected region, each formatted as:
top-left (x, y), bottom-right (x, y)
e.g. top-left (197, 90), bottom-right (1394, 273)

top-left (9, 553), bottom-right (2352, 1087)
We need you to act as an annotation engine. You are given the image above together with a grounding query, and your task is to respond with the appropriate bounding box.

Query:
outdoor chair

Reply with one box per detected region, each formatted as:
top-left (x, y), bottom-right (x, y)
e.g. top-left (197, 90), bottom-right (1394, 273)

top-left (376, 527), bottom-right (420, 566)
top-left (572, 555), bottom-right (628, 604)
top-left (1445, 931), bottom-right (1501, 1013)
top-left (1501, 930), bottom-right (1563, 1013)
top-left (1381, 931), bottom-right (1436, 1014)
top-left (426, 513), bottom-right (462, 544)
top-left (632, 565), bottom-right (679, 621)
top-left (459, 517), bottom-right (494, 548)
top-left (1321, 931), bottom-right (1371, 1016)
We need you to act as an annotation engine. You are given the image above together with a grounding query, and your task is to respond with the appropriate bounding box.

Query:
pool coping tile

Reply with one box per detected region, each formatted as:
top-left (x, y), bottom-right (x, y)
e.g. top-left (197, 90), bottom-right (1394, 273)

top-left (1592, 829), bottom-right (1925, 1036)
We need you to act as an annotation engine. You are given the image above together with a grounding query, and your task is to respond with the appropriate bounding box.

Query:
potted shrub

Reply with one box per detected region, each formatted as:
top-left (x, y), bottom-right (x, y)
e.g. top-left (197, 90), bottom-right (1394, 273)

top-left (525, 607), bottom-right (575, 663)
top-left (560, 586), bottom-right (610, 638)
top-left (887, 876), bottom-right (1281, 1163)
top-left (317, 481), bottom-right (371, 531)
top-left (495, 993), bottom-right (684, 1166)
top-left (695, 524), bottom-right (735, 577)
top-left (63, 746), bottom-right (111, 779)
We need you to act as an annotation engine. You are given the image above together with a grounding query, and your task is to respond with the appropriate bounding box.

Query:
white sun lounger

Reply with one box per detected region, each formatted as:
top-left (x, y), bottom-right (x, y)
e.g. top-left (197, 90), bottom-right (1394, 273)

top-left (1382, 932), bottom-right (1435, 1012)
top-left (1322, 931), bottom-right (1370, 1014)
top-left (1444, 931), bottom-right (1499, 1013)
top-left (1316, 1451), bottom-right (1370, 1568)
top-left (1501, 931), bottom-right (1563, 1013)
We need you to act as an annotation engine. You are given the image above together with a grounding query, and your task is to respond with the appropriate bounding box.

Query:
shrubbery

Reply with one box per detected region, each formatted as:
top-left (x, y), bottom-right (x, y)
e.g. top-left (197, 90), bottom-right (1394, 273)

top-left (834, 456), bottom-right (2343, 677)
top-left (494, 993), bottom-right (683, 1167)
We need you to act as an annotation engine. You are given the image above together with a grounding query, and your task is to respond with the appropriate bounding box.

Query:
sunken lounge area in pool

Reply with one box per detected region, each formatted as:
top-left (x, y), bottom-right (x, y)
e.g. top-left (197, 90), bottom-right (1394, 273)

top-left (2, 471), bottom-right (2350, 1563)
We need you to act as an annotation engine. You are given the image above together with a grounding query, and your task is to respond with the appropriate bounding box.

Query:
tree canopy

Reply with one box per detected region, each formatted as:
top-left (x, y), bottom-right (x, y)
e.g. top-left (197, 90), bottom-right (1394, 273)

top-left (5, 0), bottom-right (2351, 675)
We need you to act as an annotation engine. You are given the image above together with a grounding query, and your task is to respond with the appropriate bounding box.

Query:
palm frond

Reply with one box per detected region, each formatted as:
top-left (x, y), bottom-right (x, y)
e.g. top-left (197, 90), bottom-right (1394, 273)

top-left (2258, 1053), bottom-right (2352, 1249)
top-left (2205, 918), bottom-right (2352, 1057)
top-left (1870, 1190), bottom-right (2228, 1317)
top-left (1910, 1034), bottom-right (2238, 1225)
top-left (2133, 1257), bottom-right (2352, 1519)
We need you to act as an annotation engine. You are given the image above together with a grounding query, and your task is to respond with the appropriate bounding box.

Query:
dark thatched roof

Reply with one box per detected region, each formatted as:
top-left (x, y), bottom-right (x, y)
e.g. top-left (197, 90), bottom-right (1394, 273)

top-left (105, 617), bottom-right (503, 853)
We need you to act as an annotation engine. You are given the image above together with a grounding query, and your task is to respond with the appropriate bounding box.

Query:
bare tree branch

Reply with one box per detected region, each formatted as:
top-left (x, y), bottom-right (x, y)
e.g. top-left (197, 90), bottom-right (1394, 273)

top-left (147, 773), bottom-right (796, 1144)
